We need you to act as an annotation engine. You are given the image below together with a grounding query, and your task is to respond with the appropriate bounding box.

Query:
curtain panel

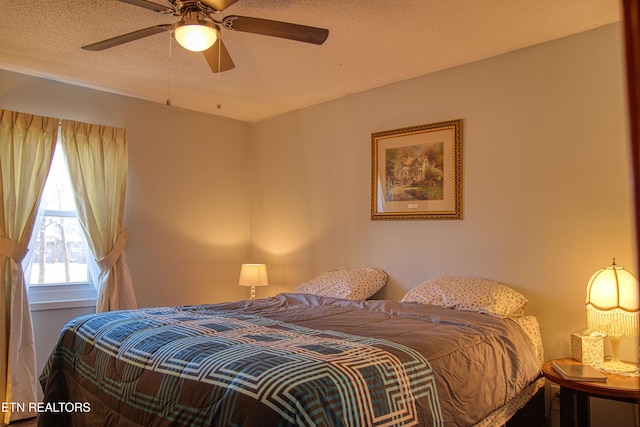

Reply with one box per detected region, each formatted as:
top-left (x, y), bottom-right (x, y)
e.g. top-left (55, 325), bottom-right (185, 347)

top-left (0, 109), bottom-right (57, 424)
top-left (61, 120), bottom-right (137, 313)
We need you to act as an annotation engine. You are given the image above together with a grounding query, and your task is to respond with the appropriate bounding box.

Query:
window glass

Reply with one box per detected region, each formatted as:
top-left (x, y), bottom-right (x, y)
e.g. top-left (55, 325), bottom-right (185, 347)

top-left (28, 144), bottom-right (90, 286)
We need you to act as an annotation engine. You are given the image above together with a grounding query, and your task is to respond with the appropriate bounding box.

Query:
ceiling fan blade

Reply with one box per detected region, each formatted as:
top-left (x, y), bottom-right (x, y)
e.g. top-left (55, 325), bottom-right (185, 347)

top-left (118, 0), bottom-right (173, 13)
top-left (203, 39), bottom-right (235, 73)
top-left (199, 0), bottom-right (239, 12)
top-left (222, 16), bottom-right (329, 45)
top-left (82, 24), bottom-right (171, 51)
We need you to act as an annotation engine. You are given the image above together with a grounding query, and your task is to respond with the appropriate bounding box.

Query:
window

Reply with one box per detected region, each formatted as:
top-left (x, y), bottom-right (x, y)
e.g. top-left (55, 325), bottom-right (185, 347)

top-left (27, 141), bottom-right (97, 310)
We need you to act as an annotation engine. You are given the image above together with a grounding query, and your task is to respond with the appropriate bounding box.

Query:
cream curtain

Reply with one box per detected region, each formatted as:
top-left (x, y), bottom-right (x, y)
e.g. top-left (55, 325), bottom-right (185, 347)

top-left (61, 120), bottom-right (137, 313)
top-left (0, 110), bottom-right (57, 424)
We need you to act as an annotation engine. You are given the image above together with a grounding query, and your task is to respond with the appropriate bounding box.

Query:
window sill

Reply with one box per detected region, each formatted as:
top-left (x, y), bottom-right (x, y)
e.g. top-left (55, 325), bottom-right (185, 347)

top-left (30, 298), bottom-right (96, 312)
top-left (28, 283), bottom-right (97, 312)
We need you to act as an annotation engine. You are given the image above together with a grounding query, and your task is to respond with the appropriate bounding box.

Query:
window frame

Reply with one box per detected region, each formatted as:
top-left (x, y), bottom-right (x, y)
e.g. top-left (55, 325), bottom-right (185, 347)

top-left (26, 138), bottom-right (97, 311)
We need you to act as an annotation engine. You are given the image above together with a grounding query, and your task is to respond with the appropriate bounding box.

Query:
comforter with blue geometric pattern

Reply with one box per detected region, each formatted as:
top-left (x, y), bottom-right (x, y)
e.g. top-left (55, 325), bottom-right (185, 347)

top-left (39, 293), bottom-right (540, 426)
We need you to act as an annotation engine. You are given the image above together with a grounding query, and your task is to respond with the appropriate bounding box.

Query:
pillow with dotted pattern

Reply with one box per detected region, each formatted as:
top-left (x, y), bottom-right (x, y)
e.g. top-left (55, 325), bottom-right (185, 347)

top-left (294, 267), bottom-right (388, 300)
top-left (400, 276), bottom-right (528, 318)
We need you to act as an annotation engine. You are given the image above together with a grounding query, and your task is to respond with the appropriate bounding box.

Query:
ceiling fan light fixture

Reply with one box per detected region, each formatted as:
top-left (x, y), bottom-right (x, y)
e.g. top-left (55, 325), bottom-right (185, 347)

top-left (173, 19), bottom-right (219, 52)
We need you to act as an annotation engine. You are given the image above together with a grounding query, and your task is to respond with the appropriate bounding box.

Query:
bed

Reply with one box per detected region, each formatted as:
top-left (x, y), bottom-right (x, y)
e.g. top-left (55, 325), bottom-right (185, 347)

top-left (38, 273), bottom-right (546, 427)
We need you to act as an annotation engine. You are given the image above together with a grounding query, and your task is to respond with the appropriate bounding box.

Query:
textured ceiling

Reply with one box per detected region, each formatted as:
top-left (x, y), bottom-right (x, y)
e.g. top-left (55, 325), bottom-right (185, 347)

top-left (0, 0), bottom-right (621, 123)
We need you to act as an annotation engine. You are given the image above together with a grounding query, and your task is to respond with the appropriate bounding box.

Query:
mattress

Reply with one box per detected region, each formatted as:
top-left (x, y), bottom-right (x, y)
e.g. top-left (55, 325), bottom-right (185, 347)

top-left (38, 293), bottom-right (543, 426)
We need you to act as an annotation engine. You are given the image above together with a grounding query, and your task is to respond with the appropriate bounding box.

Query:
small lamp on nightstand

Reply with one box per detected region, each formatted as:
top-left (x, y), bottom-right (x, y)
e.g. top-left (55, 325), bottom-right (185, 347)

top-left (585, 258), bottom-right (639, 373)
top-left (238, 263), bottom-right (268, 300)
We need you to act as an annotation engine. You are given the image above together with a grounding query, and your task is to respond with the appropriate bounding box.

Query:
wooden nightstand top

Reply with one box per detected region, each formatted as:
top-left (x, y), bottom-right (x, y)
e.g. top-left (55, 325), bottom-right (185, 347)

top-left (542, 358), bottom-right (640, 401)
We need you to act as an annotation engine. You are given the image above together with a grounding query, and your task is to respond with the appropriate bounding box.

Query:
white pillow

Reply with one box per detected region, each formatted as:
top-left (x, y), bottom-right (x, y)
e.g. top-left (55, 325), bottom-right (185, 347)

top-left (294, 267), bottom-right (387, 300)
top-left (401, 276), bottom-right (527, 318)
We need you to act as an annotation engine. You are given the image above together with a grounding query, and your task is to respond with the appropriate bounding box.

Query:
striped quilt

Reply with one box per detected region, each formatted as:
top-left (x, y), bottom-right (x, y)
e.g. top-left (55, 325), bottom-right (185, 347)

top-left (39, 303), bottom-right (443, 426)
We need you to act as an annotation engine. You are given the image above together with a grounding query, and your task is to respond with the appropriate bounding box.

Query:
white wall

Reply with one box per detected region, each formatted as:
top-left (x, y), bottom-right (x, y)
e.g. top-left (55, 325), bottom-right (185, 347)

top-left (249, 23), bottom-right (637, 362)
top-left (30, 306), bottom-right (95, 400)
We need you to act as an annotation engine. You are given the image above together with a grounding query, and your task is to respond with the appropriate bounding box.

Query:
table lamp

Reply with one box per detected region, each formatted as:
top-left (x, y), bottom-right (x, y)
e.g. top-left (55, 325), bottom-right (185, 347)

top-left (585, 258), bottom-right (639, 373)
top-left (238, 263), bottom-right (268, 300)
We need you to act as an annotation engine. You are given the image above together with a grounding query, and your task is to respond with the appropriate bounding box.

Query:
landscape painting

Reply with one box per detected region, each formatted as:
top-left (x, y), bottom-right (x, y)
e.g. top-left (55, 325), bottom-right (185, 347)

top-left (384, 141), bottom-right (444, 202)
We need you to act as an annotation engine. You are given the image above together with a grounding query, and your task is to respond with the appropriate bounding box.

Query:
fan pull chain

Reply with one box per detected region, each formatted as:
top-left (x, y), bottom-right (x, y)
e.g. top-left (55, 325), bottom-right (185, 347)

top-left (166, 31), bottom-right (172, 107)
top-left (217, 35), bottom-right (222, 109)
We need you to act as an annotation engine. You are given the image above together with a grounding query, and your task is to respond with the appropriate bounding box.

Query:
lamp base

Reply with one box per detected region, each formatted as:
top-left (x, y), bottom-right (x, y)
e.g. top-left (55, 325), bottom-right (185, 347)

top-left (593, 333), bottom-right (639, 374)
top-left (594, 360), bottom-right (638, 374)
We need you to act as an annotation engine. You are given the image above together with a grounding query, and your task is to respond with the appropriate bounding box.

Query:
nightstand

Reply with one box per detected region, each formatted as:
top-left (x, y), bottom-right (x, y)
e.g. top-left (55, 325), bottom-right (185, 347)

top-left (542, 358), bottom-right (640, 427)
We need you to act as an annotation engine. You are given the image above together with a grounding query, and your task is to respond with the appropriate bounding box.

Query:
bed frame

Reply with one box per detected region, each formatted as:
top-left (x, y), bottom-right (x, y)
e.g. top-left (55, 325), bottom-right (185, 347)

top-left (506, 387), bottom-right (546, 427)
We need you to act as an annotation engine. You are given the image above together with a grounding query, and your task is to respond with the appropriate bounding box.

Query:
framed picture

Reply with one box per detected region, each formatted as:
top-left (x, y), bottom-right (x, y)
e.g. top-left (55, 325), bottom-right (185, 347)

top-left (371, 119), bottom-right (463, 220)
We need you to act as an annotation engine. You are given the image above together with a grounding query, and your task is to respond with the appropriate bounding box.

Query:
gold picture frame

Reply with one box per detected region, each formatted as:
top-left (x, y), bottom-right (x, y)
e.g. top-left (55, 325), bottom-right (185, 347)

top-left (371, 119), bottom-right (463, 220)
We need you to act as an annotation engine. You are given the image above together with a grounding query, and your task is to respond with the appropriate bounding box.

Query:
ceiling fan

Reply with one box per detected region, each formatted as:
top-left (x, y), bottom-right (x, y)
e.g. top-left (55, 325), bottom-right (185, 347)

top-left (82, 0), bottom-right (329, 73)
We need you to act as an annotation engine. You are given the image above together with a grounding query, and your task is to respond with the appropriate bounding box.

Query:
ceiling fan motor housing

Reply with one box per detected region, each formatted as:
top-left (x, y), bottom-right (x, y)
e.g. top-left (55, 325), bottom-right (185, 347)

top-left (170, 0), bottom-right (219, 16)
